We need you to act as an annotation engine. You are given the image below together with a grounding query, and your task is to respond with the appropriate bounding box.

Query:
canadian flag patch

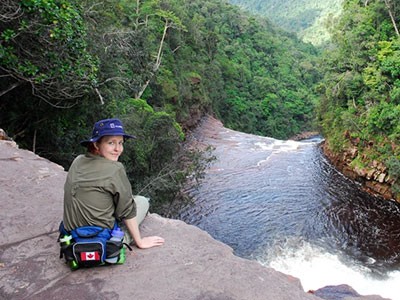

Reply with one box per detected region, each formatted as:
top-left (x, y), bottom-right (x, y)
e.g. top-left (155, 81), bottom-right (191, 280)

top-left (81, 251), bottom-right (100, 261)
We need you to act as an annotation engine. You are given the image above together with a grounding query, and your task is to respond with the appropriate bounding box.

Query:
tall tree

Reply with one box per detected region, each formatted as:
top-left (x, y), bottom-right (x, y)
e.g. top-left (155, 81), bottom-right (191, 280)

top-left (382, 0), bottom-right (399, 36)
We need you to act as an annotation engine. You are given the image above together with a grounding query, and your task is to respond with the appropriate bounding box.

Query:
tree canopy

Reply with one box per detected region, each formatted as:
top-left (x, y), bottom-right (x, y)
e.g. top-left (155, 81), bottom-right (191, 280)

top-left (1, 0), bottom-right (321, 211)
top-left (228, 0), bottom-right (344, 45)
top-left (6, 0), bottom-right (399, 206)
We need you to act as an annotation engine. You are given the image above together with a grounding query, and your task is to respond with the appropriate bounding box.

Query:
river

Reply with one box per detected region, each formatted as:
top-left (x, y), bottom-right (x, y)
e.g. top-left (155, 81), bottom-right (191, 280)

top-left (175, 116), bottom-right (400, 300)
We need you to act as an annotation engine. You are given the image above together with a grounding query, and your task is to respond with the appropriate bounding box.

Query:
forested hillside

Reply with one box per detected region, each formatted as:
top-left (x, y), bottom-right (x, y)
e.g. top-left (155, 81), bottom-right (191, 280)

top-left (2, 0), bottom-right (398, 206)
top-left (317, 0), bottom-right (400, 200)
top-left (228, 0), bottom-right (343, 45)
top-left (0, 0), bottom-right (320, 211)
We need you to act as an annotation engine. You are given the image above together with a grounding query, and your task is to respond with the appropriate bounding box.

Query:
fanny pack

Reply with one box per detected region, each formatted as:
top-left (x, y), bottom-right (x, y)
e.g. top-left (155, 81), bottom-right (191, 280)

top-left (58, 221), bottom-right (132, 270)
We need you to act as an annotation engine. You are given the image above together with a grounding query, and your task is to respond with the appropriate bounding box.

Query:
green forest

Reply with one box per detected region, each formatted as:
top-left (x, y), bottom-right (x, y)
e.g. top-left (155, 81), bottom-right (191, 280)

top-left (317, 0), bottom-right (400, 198)
top-left (1, 0), bottom-right (399, 210)
top-left (228, 0), bottom-right (344, 45)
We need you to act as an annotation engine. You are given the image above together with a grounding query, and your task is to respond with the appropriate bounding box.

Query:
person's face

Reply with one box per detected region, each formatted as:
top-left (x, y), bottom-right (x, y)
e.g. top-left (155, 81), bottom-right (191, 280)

top-left (95, 135), bottom-right (124, 161)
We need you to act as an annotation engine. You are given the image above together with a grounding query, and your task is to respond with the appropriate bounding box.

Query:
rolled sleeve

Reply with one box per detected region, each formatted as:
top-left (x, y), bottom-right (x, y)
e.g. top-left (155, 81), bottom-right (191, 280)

top-left (111, 167), bottom-right (137, 221)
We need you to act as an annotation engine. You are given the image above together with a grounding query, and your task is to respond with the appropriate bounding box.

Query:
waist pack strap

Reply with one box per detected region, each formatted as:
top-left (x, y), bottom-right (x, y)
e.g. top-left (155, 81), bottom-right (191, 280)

top-left (124, 242), bottom-right (133, 251)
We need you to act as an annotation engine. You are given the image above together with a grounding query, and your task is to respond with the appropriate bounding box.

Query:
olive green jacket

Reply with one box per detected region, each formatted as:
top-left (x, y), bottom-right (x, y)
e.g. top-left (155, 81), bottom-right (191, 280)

top-left (63, 153), bottom-right (136, 231)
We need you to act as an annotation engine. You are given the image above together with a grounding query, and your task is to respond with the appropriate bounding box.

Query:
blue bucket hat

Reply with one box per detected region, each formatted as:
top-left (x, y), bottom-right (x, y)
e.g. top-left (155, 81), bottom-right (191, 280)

top-left (80, 118), bottom-right (135, 147)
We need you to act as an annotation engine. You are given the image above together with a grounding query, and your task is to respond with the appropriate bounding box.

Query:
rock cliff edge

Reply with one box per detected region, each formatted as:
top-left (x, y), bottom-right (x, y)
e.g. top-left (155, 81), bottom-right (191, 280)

top-left (0, 138), bottom-right (388, 300)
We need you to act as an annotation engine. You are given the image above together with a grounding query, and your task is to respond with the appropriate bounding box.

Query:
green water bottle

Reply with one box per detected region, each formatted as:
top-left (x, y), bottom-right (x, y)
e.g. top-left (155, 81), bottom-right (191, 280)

top-left (117, 247), bottom-right (126, 264)
top-left (69, 259), bottom-right (79, 270)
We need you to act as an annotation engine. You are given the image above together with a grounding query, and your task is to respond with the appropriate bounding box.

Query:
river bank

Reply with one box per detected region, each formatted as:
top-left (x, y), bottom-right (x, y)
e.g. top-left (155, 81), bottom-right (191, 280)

top-left (321, 140), bottom-right (399, 203)
top-left (287, 126), bottom-right (398, 203)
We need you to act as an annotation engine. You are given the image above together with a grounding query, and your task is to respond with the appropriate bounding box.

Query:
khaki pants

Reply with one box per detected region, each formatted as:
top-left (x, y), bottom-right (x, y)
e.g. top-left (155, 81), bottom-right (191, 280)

top-left (120, 195), bottom-right (149, 245)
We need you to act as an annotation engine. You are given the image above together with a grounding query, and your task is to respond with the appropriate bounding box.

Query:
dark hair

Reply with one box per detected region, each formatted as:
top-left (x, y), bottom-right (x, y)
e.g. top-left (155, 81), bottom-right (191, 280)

top-left (87, 137), bottom-right (103, 154)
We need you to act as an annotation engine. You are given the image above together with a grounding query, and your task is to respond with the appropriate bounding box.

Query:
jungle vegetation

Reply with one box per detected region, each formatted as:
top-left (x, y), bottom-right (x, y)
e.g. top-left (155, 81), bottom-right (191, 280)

top-left (1, 0), bottom-right (399, 209)
top-left (317, 0), bottom-right (400, 196)
top-left (0, 0), bottom-right (320, 212)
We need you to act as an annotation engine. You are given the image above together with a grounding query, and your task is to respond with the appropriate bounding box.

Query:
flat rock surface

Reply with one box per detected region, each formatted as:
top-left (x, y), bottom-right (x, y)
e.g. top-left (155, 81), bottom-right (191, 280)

top-left (0, 135), bottom-right (390, 300)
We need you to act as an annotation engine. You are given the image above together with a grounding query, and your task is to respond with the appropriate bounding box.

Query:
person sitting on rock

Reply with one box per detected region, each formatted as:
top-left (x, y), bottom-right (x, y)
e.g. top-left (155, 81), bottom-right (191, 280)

top-left (63, 118), bottom-right (164, 249)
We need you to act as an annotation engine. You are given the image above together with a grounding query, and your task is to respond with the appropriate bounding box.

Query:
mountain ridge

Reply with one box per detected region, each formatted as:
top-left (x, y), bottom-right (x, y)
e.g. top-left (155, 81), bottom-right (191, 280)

top-left (228, 0), bottom-right (343, 45)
